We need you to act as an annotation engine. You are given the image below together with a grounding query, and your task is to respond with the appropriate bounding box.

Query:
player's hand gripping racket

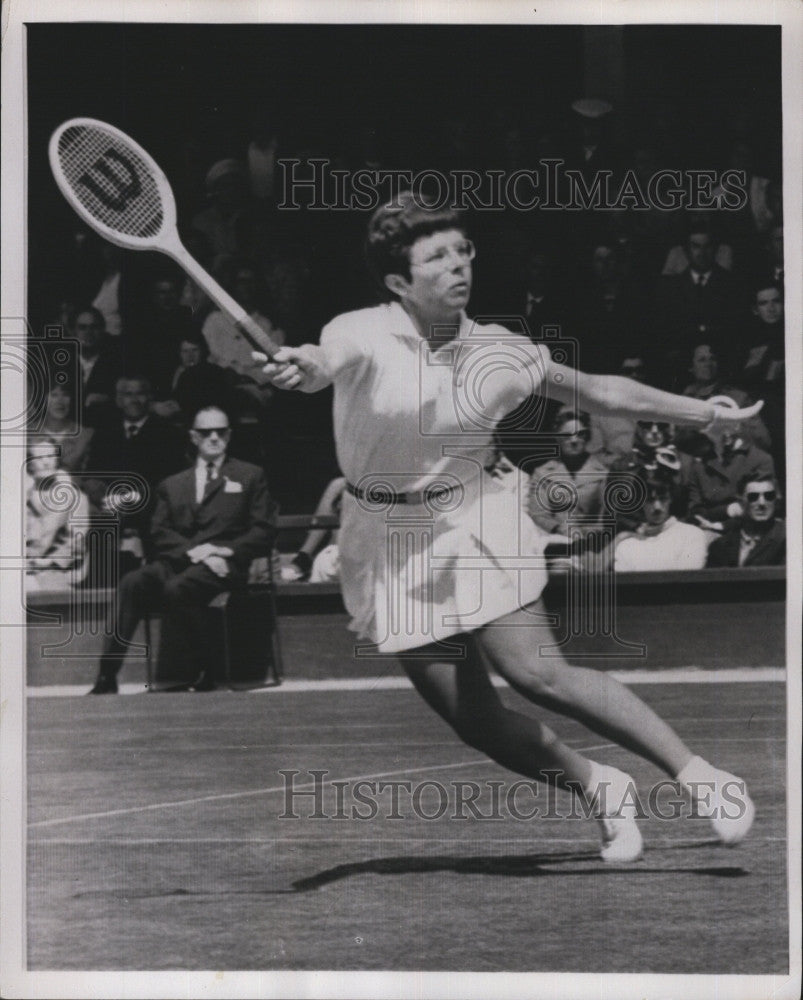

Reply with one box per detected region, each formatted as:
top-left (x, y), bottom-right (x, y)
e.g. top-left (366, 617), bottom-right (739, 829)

top-left (48, 117), bottom-right (280, 357)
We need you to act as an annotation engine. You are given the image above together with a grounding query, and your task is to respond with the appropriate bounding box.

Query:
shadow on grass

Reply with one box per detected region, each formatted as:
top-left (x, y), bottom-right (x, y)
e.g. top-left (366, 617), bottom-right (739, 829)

top-left (292, 849), bottom-right (749, 891)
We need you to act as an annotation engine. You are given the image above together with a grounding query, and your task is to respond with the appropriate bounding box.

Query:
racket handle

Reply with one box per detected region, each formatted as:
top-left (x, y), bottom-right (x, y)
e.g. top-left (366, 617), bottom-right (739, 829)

top-left (164, 239), bottom-right (280, 358)
top-left (235, 314), bottom-right (280, 357)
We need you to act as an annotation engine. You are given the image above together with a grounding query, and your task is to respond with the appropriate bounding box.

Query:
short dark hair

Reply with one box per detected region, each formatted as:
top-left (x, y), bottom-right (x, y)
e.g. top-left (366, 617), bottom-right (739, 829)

top-left (752, 280), bottom-right (783, 303)
top-left (639, 465), bottom-right (677, 501)
top-left (364, 191), bottom-right (466, 297)
top-left (737, 472), bottom-right (778, 496)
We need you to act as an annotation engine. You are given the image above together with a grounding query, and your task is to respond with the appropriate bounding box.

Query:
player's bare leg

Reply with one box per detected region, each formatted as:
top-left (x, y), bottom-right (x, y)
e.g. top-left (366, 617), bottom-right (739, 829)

top-left (478, 601), bottom-right (754, 845)
top-left (398, 640), bottom-right (643, 861)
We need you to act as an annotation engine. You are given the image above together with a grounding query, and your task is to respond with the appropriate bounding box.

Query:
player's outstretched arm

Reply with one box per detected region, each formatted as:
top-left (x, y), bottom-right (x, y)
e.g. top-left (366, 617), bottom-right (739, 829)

top-left (546, 359), bottom-right (763, 431)
top-left (254, 331), bottom-right (365, 394)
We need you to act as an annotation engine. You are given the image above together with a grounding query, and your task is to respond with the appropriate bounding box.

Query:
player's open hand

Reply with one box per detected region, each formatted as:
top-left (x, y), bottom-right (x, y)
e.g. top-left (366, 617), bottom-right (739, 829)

top-left (252, 345), bottom-right (331, 393)
top-left (704, 395), bottom-right (764, 432)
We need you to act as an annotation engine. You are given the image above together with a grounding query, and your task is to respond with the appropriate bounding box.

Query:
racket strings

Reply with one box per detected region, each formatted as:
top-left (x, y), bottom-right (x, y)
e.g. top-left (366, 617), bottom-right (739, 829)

top-left (57, 125), bottom-right (164, 238)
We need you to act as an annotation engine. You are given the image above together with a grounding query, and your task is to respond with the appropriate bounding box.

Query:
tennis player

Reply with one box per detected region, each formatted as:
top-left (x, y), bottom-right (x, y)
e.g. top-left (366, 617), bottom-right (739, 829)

top-left (257, 194), bottom-right (760, 861)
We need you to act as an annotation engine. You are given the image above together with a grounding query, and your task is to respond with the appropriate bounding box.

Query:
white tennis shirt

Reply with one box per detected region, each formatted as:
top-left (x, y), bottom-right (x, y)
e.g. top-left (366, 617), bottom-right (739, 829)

top-left (321, 301), bottom-right (551, 653)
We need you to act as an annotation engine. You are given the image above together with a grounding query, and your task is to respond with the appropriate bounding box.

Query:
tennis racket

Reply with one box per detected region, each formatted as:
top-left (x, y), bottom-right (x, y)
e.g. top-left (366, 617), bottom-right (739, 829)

top-left (48, 117), bottom-right (280, 357)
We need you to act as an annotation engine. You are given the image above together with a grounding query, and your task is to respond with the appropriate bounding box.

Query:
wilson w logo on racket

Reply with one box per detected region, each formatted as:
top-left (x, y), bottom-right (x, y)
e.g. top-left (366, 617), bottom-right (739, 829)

top-left (49, 117), bottom-right (279, 357)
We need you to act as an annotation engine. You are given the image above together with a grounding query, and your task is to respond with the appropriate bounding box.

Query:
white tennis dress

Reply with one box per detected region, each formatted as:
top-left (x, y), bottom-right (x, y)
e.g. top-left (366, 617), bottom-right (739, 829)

top-left (323, 301), bottom-right (551, 653)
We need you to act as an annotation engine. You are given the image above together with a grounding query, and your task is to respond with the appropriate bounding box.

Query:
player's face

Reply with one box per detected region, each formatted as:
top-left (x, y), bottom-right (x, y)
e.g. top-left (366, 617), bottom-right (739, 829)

top-left (741, 482), bottom-right (777, 524)
top-left (402, 229), bottom-right (473, 316)
top-left (191, 410), bottom-right (231, 461)
top-left (753, 288), bottom-right (783, 326)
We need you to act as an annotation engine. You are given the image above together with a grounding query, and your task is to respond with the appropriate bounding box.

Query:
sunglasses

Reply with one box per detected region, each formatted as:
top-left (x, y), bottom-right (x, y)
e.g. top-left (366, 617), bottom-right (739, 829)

top-left (746, 490), bottom-right (776, 502)
top-left (192, 426), bottom-right (230, 437)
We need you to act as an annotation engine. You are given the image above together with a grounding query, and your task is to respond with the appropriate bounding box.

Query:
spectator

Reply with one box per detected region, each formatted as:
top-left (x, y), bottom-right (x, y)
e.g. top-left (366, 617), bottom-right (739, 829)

top-left (609, 419), bottom-right (692, 528)
top-left (739, 281), bottom-right (785, 484)
top-left (88, 405), bottom-right (276, 694)
top-left (127, 273), bottom-right (197, 403)
top-left (74, 306), bottom-right (122, 428)
top-left (613, 467), bottom-right (707, 572)
top-left (191, 158), bottom-right (251, 268)
top-left (281, 476), bottom-right (346, 583)
top-left (25, 439), bottom-right (90, 591)
top-left (171, 334), bottom-right (234, 425)
top-left (677, 342), bottom-right (771, 454)
top-left (687, 400), bottom-right (775, 538)
top-left (527, 410), bottom-right (608, 538)
top-left (706, 474), bottom-right (785, 567)
top-left (90, 243), bottom-right (126, 338)
top-left (37, 383), bottom-right (94, 473)
top-left (571, 239), bottom-right (647, 373)
top-left (656, 217), bottom-right (739, 369)
top-left (519, 245), bottom-right (569, 340)
top-left (84, 375), bottom-right (186, 565)
top-left (201, 260), bottom-right (285, 406)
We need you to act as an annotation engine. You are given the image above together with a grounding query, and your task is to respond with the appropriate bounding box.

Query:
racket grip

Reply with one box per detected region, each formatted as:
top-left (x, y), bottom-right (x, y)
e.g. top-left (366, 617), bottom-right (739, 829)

top-left (236, 316), bottom-right (279, 358)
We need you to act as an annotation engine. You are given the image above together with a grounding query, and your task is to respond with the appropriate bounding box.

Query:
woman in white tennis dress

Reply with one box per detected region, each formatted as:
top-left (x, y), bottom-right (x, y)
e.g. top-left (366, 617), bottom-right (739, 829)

top-left (259, 194), bottom-right (759, 862)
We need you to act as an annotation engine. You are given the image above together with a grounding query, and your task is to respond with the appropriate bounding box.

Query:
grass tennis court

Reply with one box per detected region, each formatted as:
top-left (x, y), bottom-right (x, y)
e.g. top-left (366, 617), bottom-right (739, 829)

top-left (27, 677), bottom-right (787, 973)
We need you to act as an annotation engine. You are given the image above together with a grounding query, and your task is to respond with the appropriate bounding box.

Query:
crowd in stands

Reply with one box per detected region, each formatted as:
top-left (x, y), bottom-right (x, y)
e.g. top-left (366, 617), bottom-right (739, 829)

top-left (26, 96), bottom-right (786, 591)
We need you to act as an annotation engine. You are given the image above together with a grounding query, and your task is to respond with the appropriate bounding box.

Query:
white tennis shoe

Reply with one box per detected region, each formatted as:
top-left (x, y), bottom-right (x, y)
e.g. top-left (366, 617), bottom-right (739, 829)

top-left (680, 758), bottom-right (756, 845)
top-left (587, 764), bottom-right (643, 863)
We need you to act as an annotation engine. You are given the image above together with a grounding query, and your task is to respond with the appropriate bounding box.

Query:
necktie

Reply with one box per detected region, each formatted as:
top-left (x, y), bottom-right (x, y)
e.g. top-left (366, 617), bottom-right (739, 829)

top-left (126, 423), bottom-right (139, 440)
top-left (204, 461), bottom-right (218, 498)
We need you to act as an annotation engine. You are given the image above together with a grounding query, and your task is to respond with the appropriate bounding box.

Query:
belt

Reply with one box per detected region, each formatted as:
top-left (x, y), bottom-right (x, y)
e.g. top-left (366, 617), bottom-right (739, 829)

top-left (346, 481), bottom-right (455, 506)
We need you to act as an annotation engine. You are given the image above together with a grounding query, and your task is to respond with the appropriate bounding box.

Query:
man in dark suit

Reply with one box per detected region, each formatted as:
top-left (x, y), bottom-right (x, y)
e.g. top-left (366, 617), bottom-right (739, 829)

top-left (706, 474), bottom-right (785, 568)
top-left (74, 306), bottom-right (123, 428)
top-left (656, 220), bottom-right (739, 380)
top-left (84, 375), bottom-right (186, 562)
top-left (89, 405), bottom-right (276, 693)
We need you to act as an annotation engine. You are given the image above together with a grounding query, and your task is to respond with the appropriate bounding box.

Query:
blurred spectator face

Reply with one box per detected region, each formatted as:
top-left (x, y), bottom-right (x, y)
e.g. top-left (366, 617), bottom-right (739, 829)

top-left (116, 379), bottom-right (152, 421)
top-left (46, 385), bottom-right (73, 422)
top-left (28, 442), bottom-right (60, 481)
top-left (591, 245), bottom-right (617, 281)
top-left (179, 340), bottom-right (203, 368)
top-left (741, 479), bottom-right (778, 525)
top-left (641, 484), bottom-right (672, 528)
top-left (558, 419), bottom-right (590, 460)
top-left (690, 344), bottom-right (718, 384)
top-left (153, 279), bottom-right (180, 312)
top-left (687, 232), bottom-right (715, 273)
top-left (621, 357), bottom-right (646, 382)
top-left (753, 286), bottom-right (783, 326)
top-left (637, 421), bottom-right (670, 449)
top-left (190, 408), bottom-right (231, 461)
top-left (74, 310), bottom-right (104, 352)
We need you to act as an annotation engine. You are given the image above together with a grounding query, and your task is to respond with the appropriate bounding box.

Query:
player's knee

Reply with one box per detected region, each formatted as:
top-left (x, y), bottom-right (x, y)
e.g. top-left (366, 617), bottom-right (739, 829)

top-left (505, 660), bottom-right (560, 702)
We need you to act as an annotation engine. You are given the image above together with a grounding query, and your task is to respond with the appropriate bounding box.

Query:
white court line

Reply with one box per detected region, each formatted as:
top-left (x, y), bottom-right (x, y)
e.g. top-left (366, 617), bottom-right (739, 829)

top-left (27, 758), bottom-right (488, 829)
top-left (28, 836), bottom-right (787, 846)
top-left (25, 666), bottom-right (786, 698)
top-left (27, 742), bottom-right (622, 830)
